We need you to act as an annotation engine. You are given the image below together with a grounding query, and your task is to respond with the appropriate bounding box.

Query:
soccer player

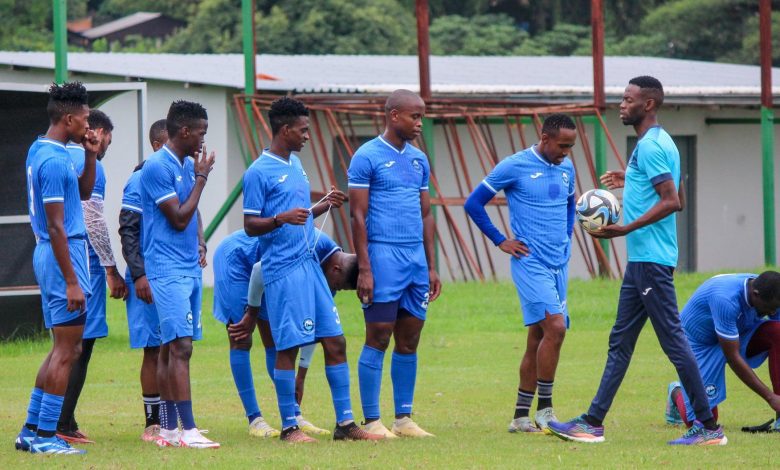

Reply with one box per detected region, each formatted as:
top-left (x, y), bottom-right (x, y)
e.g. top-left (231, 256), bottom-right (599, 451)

top-left (56, 109), bottom-right (127, 444)
top-left (348, 89), bottom-right (442, 438)
top-left (548, 76), bottom-right (727, 445)
top-left (216, 228), bottom-right (358, 437)
top-left (464, 114), bottom-right (577, 434)
top-left (243, 96), bottom-right (380, 442)
top-left (16, 82), bottom-right (100, 455)
top-left (118, 118), bottom-right (168, 442)
top-left (666, 271), bottom-right (780, 431)
top-left (140, 101), bottom-right (218, 449)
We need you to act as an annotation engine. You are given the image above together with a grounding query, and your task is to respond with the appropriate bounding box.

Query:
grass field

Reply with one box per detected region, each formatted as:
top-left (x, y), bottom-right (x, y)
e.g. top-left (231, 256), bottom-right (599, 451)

top-left (2, 270), bottom-right (780, 468)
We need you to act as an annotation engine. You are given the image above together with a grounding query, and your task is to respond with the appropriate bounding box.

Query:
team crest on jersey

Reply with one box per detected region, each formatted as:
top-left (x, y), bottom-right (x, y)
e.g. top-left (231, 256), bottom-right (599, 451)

top-left (302, 318), bottom-right (314, 332)
top-left (186, 312), bottom-right (193, 325)
top-left (412, 159), bottom-right (422, 173)
top-left (561, 172), bottom-right (569, 185)
top-left (705, 383), bottom-right (717, 398)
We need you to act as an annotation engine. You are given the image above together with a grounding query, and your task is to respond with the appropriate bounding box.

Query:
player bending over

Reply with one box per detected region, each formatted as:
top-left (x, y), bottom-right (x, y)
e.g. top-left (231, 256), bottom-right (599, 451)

top-left (666, 272), bottom-right (780, 433)
top-left (465, 114), bottom-right (577, 434)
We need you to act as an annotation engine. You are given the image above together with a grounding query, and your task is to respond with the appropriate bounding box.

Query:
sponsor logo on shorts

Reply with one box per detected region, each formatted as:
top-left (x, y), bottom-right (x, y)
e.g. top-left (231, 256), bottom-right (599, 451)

top-left (186, 312), bottom-right (193, 325)
top-left (303, 318), bottom-right (314, 332)
top-left (642, 287), bottom-right (653, 296)
top-left (705, 384), bottom-right (717, 398)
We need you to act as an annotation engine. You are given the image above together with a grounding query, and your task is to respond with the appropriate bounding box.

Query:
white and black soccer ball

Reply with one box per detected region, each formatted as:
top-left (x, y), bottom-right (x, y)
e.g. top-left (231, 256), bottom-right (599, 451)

top-left (576, 189), bottom-right (621, 232)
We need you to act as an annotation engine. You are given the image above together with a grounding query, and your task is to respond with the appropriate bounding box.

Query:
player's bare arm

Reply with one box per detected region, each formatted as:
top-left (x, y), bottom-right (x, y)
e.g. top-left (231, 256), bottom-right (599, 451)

top-left (197, 209), bottom-right (207, 268)
top-left (591, 179), bottom-right (679, 239)
top-left (599, 170), bottom-right (624, 190)
top-left (420, 190), bottom-right (441, 302)
top-left (45, 202), bottom-right (85, 312)
top-left (158, 146), bottom-right (214, 231)
top-left (349, 187), bottom-right (372, 304)
top-left (719, 337), bottom-right (780, 412)
top-left (244, 207), bottom-right (310, 237)
top-left (311, 186), bottom-right (347, 217)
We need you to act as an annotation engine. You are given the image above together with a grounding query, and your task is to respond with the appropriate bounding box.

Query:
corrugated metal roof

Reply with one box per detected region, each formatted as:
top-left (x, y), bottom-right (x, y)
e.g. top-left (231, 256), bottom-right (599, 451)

top-left (0, 52), bottom-right (778, 100)
top-left (81, 12), bottom-right (163, 39)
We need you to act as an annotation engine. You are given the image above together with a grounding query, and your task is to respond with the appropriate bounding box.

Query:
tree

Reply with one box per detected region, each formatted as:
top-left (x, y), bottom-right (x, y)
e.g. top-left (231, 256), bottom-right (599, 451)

top-left (429, 14), bottom-right (531, 55)
top-left (724, 12), bottom-right (780, 66)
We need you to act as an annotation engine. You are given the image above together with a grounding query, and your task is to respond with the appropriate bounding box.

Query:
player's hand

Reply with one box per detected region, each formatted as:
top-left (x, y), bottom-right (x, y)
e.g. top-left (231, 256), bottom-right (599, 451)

top-left (499, 239), bottom-right (529, 258)
top-left (107, 269), bottom-right (128, 300)
top-left (767, 394), bottom-right (780, 413)
top-left (134, 275), bottom-right (154, 304)
top-left (193, 143), bottom-right (216, 180)
top-left (66, 282), bottom-right (86, 312)
top-left (228, 307), bottom-right (258, 342)
top-left (82, 128), bottom-right (101, 158)
top-left (600, 170), bottom-right (625, 190)
top-left (198, 243), bottom-right (208, 268)
top-left (428, 269), bottom-right (442, 302)
top-left (357, 269), bottom-right (374, 305)
top-left (589, 224), bottom-right (628, 239)
top-left (278, 208), bottom-right (310, 225)
top-left (325, 186), bottom-right (347, 209)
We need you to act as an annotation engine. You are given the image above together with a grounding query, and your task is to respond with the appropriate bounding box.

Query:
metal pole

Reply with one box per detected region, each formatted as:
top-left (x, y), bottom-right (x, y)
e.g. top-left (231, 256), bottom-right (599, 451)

top-left (760, 0), bottom-right (776, 266)
top-left (242, 0), bottom-right (256, 98)
top-left (53, 0), bottom-right (68, 84)
top-left (591, 0), bottom-right (610, 272)
top-left (415, 0), bottom-right (432, 101)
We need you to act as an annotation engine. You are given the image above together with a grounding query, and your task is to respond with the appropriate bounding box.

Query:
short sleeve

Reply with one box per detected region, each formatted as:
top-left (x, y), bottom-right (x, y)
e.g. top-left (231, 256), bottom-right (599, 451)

top-left (92, 161), bottom-right (106, 200)
top-left (141, 159), bottom-right (177, 205)
top-left (39, 158), bottom-right (69, 204)
top-left (314, 229), bottom-right (341, 264)
top-left (709, 298), bottom-right (740, 340)
top-left (568, 164), bottom-right (576, 196)
top-left (347, 151), bottom-right (372, 189)
top-left (482, 157), bottom-right (517, 194)
top-left (121, 173), bottom-right (143, 213)
top-left (420, 156), bottom-right (430, 192)
top-left (637, 139), bottom-right (673, 186)
top-left (242, 166), bottom-right (266, 216)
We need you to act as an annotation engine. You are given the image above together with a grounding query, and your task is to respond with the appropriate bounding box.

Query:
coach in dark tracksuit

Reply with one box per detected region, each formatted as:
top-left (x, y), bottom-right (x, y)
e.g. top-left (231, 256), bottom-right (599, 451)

top-left (548, 76), bottom-right (727, 445)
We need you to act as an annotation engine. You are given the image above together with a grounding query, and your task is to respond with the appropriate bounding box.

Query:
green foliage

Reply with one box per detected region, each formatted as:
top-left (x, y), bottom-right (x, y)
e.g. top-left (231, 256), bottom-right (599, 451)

top-left (534, 23), bottom-right (591, 56)
top-left (95, 0), bottom-right (199, 22)
top-left (429, 14), bottom-right (530, 56)
top-left (723, 12), bottom-right (780, 66)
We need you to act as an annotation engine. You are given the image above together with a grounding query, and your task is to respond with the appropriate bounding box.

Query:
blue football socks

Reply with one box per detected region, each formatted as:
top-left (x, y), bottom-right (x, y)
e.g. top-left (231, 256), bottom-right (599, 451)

top-left (176, 400), bottom-right (196, 431)
top-left (326, 362), bottom-right (354, 425)
top-left (25, 387), bottom-right (44, 429)
top-left (358, 345), bottom-right (385, 420)
top-left (229, 349), bottom-right (261, 423)
top-left (274, 368), bottom-right (297, 429)
top-left (160, 400), bottom-right (178, 431)
top-left (37, 393), bottom-right (64, 436)
top-left (391, 352), bottom-right (417, 417)
top-left (264, 348), bottom-right (277, 383)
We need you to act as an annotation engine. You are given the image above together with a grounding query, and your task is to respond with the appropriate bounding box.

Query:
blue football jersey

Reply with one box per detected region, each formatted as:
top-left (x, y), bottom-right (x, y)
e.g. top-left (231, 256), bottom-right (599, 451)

top-left (623, 126), bottom-right (680, 267)
top-left (347, 136), bottom-right (430, 244)
top-left (26, 137), bottom-right (87, 241)
top-left (69, 143), bottom-right (106, 269)
top-left (140, 145), bottom-right (200, 278)
top-left (480, 146), bottom-right (575, 268)
top-left (681, 273), bottom-right (780, 345)
top-left (314, 229), bottom-right (341, 265)
top-left (243, 150), bottom-right (317, 283)
top-left (121, 167), bottom-right (145, 277)
top-left (216, 229), bottom-right (261, 279)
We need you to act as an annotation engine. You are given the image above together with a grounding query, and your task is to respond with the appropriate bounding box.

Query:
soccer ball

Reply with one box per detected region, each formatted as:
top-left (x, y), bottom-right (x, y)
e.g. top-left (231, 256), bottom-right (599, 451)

top-left (576, 189), bottom-right (621, 232)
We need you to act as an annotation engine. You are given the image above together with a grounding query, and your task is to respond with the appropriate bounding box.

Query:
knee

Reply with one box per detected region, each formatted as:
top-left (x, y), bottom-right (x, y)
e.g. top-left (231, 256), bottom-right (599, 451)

top-left (230, 338), bottom-right (253, 351)
top-left (170, 341), bottom-right (193, 362)
top-left (322, 336), bottom-right (347, 359)
top-left (367, 328), bottom-right (393, 351)
top-left (394, 332), bottom-right (421, 355)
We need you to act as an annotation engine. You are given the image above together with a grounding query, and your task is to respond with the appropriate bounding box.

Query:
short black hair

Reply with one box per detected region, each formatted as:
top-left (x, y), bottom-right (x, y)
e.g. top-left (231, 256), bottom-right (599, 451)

top-left (268, 97), bottom-right (309, 135)
top-left (629, 75), bottom-right (664, 107)
top-left (166, 100), bottom-right (208, 137)
top-left (47, 82), bottom-right (89, 123)
top-left (541, 113), bottom-right (576, 137)
top-left (149, 118), bottom-right (168, 145)
top-left (87, 109), bottom-right (113, 132)
top-left (344, 254), bottom-right (359, 291)
top-left (753, 271), bottom-right (780, 302)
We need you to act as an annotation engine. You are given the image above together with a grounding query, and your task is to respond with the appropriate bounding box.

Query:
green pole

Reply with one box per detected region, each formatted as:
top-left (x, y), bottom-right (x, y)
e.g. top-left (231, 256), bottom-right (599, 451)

top-left (241, 0), bottom-right (258, 146)
top-left (762, 106), bottom-right (776, 266)
top-left (53, 0), bottom-right (68, 84)
top-left (423, 117), bottom-right (438, 270)
top-left (205, 179), bottom-right (243, 241)
top-left (594, 121), bottom-right (610, 265)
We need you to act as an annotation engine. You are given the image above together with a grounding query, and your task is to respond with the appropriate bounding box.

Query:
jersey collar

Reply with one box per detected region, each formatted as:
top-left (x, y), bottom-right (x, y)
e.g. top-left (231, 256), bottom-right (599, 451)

top-left (530, 145), bottom-right (552, 167)
top-left (262, 149), bottom-right (292, 166)
top-left (378, 135), bottom-right (407, 154)
top-left (162, 144), bottom-right (186, 167)
top-left (38, 136), bottom-right (67, 149)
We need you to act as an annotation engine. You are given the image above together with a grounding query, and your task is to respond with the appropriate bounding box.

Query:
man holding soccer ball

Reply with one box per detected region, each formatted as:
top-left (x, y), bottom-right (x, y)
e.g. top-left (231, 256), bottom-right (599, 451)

top-left (549, 76), bottom-right (727, 445)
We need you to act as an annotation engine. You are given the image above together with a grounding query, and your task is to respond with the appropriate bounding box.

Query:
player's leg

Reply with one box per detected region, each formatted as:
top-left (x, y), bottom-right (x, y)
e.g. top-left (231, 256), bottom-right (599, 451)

top-left (549, 263), bottom-right (647, 443)
top-left (257, 317), bottom-right (276, 382)
top-left (668, 343), bottom-right (724, 428)
top-left (140, 346), bottom-right (161, 441)
top-left (295, 343), bottom-right (330, 435)
top-left (56, 337), bottom-right (95, 443)
top-left (534, 312), bottom-right (566, 431)
top-left (509, 325), bottom-right (544, 433)
top-left (155, 343), bottom-right (180, 447)
top-left (745, 320), bottom-right (780, 425)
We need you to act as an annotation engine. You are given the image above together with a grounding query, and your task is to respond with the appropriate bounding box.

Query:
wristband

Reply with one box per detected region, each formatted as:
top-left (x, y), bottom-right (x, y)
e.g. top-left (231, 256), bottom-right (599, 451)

top-left (195, 173), bottom-right (208, 181)
top-left (273, 214), bottom-right (280, 227)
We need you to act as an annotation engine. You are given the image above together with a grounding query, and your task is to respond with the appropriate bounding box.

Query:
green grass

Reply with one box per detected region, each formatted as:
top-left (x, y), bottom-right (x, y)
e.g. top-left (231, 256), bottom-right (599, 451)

top-left (2, 271), bottom-right (779, 468)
